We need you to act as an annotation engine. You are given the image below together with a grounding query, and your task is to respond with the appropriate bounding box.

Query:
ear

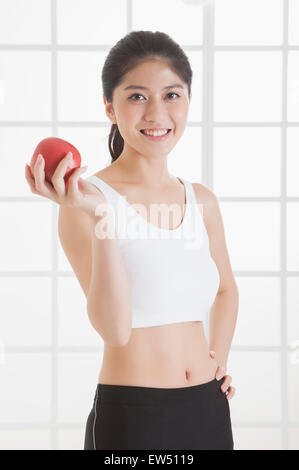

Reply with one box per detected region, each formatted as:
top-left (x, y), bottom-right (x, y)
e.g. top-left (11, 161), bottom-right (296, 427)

top-left (103, 95), bottom-right (117, 124)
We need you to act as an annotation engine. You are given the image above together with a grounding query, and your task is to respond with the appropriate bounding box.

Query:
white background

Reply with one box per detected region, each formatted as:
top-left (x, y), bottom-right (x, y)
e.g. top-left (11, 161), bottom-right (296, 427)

top-left (0, 0), bottom-right (298, 450)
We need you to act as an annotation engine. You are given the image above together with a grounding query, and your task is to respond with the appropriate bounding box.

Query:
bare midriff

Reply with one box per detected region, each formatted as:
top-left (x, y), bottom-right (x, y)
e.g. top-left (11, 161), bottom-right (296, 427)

top-left (98, 321), bottom-right (218, 388)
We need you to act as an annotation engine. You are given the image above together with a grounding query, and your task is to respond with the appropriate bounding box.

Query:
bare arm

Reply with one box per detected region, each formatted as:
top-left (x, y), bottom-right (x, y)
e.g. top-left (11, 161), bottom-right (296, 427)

top-left (193, 183), bottom-right (239, 370)
top-left (26, 154), bottom-right (132, 348)
top-left (58, 205), bottom-right (132, 348)
top-left (86, 214), bottom-right (132, 347)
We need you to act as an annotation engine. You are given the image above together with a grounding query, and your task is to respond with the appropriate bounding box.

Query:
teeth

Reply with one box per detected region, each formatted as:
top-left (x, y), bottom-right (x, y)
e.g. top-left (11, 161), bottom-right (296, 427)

top-left (142, 129), bottom-right (169, 136)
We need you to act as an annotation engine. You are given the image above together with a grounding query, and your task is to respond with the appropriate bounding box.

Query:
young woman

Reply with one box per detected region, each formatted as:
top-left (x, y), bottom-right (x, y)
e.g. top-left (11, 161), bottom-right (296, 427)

top-left (25, 31), bottom-right (238, 450)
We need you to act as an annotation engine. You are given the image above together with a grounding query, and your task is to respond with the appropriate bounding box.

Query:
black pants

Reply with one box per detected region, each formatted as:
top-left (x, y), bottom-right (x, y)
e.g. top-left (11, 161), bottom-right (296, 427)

top-left (84, 377), bottom-right (234, 450)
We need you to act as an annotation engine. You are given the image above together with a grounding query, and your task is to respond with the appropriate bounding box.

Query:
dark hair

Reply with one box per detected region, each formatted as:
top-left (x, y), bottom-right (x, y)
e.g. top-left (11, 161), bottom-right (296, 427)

top-left (101, 30), bottom-right (193, 162)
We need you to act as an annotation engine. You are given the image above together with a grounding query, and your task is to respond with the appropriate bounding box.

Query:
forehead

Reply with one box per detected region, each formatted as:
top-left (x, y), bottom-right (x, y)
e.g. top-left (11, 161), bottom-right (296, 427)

top-left (119, 60), bottom-right (186, 91)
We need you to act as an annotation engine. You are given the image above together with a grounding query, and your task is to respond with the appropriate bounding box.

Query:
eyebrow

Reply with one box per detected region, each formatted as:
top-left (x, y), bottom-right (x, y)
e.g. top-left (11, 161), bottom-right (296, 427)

top-left (123, 84), bottom-right (184, 91)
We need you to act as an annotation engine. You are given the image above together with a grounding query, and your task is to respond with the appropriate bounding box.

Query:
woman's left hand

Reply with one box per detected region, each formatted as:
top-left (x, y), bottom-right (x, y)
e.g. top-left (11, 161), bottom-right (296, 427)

top-left (209, 350), bottom-right (236, 400)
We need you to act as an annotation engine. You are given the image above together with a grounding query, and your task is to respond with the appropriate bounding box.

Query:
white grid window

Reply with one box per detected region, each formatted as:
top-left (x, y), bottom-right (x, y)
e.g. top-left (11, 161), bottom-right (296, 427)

top-left (0, 0), bottom-right (298, 450)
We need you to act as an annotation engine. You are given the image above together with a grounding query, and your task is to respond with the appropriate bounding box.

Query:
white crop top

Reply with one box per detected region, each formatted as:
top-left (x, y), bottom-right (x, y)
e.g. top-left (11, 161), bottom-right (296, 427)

top-left (85, 174), bottom-right (220, 328)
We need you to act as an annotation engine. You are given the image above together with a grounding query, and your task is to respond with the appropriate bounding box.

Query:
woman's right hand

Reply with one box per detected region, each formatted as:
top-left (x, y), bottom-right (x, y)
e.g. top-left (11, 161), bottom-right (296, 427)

top-left (25, 152), bottom-right (109, 220)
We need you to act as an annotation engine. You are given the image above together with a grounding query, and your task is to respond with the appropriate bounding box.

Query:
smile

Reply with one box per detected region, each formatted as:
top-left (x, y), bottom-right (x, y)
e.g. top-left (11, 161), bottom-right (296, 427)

top-left (140, 129), bottom-right (172, 141)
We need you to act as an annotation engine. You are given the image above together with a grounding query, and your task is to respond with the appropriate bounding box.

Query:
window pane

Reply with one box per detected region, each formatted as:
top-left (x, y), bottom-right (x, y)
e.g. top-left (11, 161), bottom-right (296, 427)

top-left (287, 278), bottom-right (299, 347)
top-left (0, 52), bottom-right (51, 121)
top-left (0, 353), bottom-right (51, 423)
top-left (57, 352), bottom-right (103, 423)
top-left (0, 127), bottom-right (52, 197)
top-left (215, 0), bottom-right (283, 46)
top-left (232, 277), bottom-right (280, 347)
top-left (287, 127), bottom-right (299, 197)
top-left (0, 202), bottom-right (52, 270)
top-left (168, 126), bottom-right (202, 182)
top-left (228, 351), bottom-right (281, 422)
top-left (288, 360), bottom-right (299, 422)
top-left (233, 427), bottom-right (281, 450)
top-left (214, 127), bottom-right (281, 196)
top-left (214, 52), bottom-right (282, 122)
top-left (0, 278), bottom-right (51, 346)
top-left (57, 429), bottom-right (86, 450)
top-left (219, 202), bottom-right (280, 271)
top-left (287, 52), bottom-right (299, 122)
top-left (58, 277), bottom-right (101, 347)
top-left (0, 0), bottom-right (51, 44)
top-left (288, 428), bottom-right (299, 450)
top-left (0, 430), bottom-right (51, 450)
top-left (287, 202), bottom-right (299, 271)
top-left (133, 0), bottom-right (203, 46)
top-left (57, 51), bottom-right (106, 121)
top-left (289, 0), bottom-right (299, 45)
top-left (186, 51), bottom-right (202, 122)
top-left (57, 0), bottom-right (127, 44)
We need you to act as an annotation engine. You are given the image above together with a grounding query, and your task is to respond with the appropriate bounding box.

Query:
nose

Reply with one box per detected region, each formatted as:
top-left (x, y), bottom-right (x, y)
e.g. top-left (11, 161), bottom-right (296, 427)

top-left (143, 98), bottom-right (168, 122)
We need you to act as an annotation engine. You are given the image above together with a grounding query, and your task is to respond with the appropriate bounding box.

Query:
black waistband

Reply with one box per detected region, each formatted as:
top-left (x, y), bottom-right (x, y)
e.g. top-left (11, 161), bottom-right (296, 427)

top-left (95, 377), bottom-right (225, 406)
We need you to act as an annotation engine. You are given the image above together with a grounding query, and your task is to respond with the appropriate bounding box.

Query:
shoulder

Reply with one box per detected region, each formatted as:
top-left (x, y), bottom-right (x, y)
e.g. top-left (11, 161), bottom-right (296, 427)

top-left (190, 181), bottom-right (220, 233)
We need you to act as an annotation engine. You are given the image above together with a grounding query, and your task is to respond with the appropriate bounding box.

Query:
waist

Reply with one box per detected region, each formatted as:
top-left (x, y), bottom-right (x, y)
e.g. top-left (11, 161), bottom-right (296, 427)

top-left (95, 377), bottom-right (225, 406)
top-left (99, 321), bottom-right (218, 388)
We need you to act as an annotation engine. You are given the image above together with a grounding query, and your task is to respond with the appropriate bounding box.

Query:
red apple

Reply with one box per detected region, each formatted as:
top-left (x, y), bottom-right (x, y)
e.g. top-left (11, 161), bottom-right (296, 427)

top-left (30, 137), bottom-right (82, 188)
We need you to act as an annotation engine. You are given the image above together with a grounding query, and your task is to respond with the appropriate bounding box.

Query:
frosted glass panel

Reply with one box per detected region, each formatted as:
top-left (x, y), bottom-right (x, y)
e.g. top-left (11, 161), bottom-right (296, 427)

top-left (0, 278), bottom-right (51, 347)
top-left (0, 202), bottom-right (52, 270)
top-left (289, 0), bottom-right (299, 45)
top-left (0, 52), bottom-right (51, 120)
top-left (233, 427), bottom-right (281, 450)
top-left (287, 52), bottom-right (299, 122)
top-left (0, 353), bottom-right (51, 423)
top-left (0, 430), bottom-right (51, 450)
top-left (57, 126), bottom-right (112, 170)
top-left (232, 277), bottom-right (280, 347)
top-left (57, 428), bottom-right (86, 450)
top-left (228, 351), bottom-right (281, 422)
top-left (287, 202), bottom-right (299, 271)
top-left (57, 352), bottom-right (103, 423)
top-left (215, 0), bottom-right (283, 46)
top-left (219, 202), bottom-right (280, 271)
top-left (132, 0), bottom-right (203, 46)
top-left (58, 277), bottom-right (102, 346)
top-left (214, 127), bottom-right (281, 196)
top-left (288, 428), bottom-right (299, 450)
top-left (287, 127), bottom-right (299, 197)
top-left (57, 0), bottom-right (126, 44)
top-left (0, 0), bottom-right (51, 44)
top-left (288, 361), bottom-right (299, 422)
top-left (168, 126), bottom-right (202, 182)
top-left (0, 127), bottom-right (52, 197)
top-left (287, 278), bottom-right (299, 346)
top-left (57, 51), bottom-right (106, 121)
top-left (186, 51), bottom-right (202, 122)
top-left (214, 52), bottom-right (282, 122)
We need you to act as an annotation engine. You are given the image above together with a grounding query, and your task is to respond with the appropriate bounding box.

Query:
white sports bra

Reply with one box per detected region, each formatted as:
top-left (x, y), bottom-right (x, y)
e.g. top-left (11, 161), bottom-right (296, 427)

top-left (85, 174), bottom-right (220, 328)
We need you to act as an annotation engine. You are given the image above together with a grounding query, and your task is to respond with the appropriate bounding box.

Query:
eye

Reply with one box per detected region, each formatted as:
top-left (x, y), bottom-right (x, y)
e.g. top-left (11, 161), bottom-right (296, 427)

top-left (167, 92), bottom-right (180, 99)
top-left (128, 93), bottom-right (145, 101)
top-left (128, 92), bottom-right (181, 102)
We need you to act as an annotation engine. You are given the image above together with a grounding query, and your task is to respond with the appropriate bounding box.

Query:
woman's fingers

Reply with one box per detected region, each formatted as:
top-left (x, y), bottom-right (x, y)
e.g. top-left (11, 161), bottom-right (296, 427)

top-left (226, 386), bottom-right (236, 400)
top-left (51, 152), bottom-right (73, 198)
top-left (25, 160), bottom-right (57, 201)
top-left (66, 165), bottom-right (88, 199)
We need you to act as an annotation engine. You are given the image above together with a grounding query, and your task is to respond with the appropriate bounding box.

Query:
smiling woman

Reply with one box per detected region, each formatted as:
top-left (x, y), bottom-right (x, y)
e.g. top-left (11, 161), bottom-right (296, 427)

top-left (76, 30), bottom-right (237, 450)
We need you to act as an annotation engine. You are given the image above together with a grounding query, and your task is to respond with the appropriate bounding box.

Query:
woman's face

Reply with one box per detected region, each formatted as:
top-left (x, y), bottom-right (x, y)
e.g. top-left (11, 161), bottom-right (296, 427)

top-left (105, 59), bottom-right (191, 159)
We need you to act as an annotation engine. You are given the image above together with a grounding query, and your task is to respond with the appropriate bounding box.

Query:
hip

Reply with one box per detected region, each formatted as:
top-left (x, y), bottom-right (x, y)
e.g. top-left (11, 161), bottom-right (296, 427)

top-left (84, 377), bottom-right (234, 450)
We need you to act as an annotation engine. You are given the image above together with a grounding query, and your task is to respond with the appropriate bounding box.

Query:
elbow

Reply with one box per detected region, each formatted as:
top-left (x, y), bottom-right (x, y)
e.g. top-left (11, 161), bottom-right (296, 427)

top-left (99, 329), bottom-right (131, 348)
top-left (87, 306), bottom-right (132, 347)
